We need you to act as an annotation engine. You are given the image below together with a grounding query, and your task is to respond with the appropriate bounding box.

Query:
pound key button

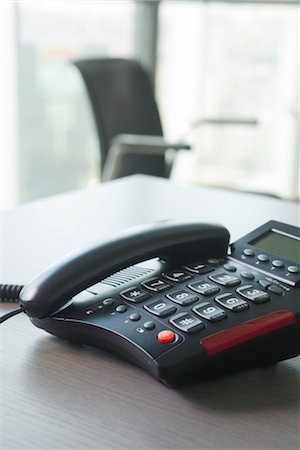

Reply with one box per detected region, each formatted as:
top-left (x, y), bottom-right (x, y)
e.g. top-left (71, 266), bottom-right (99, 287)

top-left (157, 330), bottom-right (176, 344)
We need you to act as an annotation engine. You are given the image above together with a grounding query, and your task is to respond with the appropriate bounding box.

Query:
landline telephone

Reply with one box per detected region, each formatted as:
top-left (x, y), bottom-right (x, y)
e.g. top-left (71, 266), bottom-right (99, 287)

top-left (1, 220), bottom-right (300, 385)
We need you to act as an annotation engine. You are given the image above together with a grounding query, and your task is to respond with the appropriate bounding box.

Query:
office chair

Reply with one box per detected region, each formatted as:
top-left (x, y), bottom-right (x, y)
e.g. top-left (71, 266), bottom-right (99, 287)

top-left (72, 58), bottom-right (190, 180)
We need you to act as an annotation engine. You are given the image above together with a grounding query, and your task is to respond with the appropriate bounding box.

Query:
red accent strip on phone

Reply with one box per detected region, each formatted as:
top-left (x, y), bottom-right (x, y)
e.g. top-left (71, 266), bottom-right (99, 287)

top-left (201, 310), bottom-right (296, 356)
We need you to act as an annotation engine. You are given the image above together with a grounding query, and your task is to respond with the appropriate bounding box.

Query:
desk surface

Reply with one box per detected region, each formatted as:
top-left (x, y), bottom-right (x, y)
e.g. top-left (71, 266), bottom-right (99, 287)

top-left (1, 175), bottom-right (299, 449)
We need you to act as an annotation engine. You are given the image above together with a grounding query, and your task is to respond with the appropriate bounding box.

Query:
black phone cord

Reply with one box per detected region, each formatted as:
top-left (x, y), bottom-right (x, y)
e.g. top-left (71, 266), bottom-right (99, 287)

top-left (0, 307), bottom-right (24, 324)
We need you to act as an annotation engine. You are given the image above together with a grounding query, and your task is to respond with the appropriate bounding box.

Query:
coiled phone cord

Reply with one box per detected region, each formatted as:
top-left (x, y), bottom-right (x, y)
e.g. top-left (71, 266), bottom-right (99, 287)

top-left (0, 284), bottom-right (25, 324)
top-left (0, 284), bottom-right (24, 302)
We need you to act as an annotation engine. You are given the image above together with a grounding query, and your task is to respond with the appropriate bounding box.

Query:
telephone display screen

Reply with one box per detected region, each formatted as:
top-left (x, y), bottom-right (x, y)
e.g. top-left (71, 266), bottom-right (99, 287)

top-left (251, 230), bottom-right (300, 264)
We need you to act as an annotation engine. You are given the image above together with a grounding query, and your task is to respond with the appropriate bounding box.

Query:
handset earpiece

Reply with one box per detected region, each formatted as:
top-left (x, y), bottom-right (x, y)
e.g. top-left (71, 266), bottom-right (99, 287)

top-left (19, 220), bottom-right (230, 319)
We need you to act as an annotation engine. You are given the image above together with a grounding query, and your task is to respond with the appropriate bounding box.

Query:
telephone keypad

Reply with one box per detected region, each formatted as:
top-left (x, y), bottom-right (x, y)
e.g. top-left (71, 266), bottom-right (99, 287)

top-left (169, 312), bottom-right (205, 333)
top-left (87, 257), bottom-right (291, 340)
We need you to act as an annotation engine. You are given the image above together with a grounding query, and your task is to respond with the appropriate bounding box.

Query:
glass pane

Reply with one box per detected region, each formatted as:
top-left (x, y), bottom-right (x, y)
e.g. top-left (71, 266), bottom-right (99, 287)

top-left (157, 1), bottom-right (299, 199)
top-left (17, 1), bottom-right (135, 203)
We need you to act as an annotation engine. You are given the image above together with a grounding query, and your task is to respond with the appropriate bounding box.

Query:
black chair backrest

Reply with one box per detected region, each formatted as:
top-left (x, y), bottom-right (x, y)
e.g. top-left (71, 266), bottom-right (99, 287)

top-left (72, 58), bottom-right (164, 172)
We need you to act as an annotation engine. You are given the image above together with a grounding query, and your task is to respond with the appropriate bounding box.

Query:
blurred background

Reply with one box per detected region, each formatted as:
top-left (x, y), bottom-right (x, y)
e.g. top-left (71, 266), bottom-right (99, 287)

top-left (1, 0), bottom-right (299, 211)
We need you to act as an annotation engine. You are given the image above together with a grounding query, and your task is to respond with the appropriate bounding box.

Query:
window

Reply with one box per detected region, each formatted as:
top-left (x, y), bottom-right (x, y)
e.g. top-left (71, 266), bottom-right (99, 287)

top-left (16, 1), bottom-right (135, 204)
top-left (157, 1), bottom-right (299, 199)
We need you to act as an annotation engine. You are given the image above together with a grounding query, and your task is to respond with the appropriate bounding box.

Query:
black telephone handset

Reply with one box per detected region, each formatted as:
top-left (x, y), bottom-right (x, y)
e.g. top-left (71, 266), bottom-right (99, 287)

top-left (19, 220), bottom-right (300, 385)
top-left (20, 221), bottom-right (229, 318)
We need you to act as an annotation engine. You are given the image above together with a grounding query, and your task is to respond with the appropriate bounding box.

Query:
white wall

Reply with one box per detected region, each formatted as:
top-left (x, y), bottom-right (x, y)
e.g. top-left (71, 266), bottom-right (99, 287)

top-left (0, 2), bottom-right (17, 211)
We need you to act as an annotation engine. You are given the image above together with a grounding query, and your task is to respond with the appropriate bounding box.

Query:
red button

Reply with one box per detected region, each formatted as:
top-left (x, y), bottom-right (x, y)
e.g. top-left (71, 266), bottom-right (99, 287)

top-left (157, 330), bottom-right (175, 344)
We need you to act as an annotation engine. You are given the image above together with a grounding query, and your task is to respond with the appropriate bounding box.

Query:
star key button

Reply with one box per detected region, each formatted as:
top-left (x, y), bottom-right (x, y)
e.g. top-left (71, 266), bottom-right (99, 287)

top-left (120, 287), bottom-right (151, 303)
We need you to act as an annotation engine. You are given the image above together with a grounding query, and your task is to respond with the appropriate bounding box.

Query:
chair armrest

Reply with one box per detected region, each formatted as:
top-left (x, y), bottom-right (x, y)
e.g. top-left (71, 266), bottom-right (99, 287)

top-left (191, 117), bottom-right (259, 127)
top-left (110, 134), bottom-right (190, 151)
top-left (102, 134), bottom-right (190, 181)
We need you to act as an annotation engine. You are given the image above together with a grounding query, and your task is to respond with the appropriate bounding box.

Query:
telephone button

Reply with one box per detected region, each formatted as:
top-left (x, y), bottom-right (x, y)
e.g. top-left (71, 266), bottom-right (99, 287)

top-left (207, 258), bottom-right (224, 265)
top-left (143, 321), bottom-right (155, 330)
top-left (120, 287), bottom-right (150, 303)
top-left (258, 279), bottom-right (272, 290)
top-left (188, 281), bottom-right (220, 296)
top-left (116, 305), bottom-right (127, 313)
top-left (193, 303), bottom-right (227, 322)
top-left (166, 290), bottom-right (198, 306)
top-left (243, 249), bottom-right (255, 257)
top-left (240, 271), bottom-right (255, 280)
top-left (144, 299), bottom-right (177, 317)
top-left (257, 254), bottom-right (269, 262)
top-left (103, 298), bottom-right (115, 306)
top-left (209, 272), bottom-right (241, 287)
top-left (287, 265), bottom-right (299, 274)
top-left (223, 263), bottom-right (237, 272)
top-left (142, 278), bottom-right (172, 292)
top-left (272, 260), bottom-right (284, 268)
top-left (157, 330), bottom-right (176, 344)
top-left (163, 270), bottom-right (193, 283)
top-left (267, 285), bottom-right (283, 296)
top-left (215, 293), bottom-right (249, 312)
top-left (236, 285), bottom-right (270, 304)
top-left (184, 263), bottom-right (214, 274)
top-left (129, 313), bottom-right (141, 321)
top-left (170, 313), bottom-right (204, 333)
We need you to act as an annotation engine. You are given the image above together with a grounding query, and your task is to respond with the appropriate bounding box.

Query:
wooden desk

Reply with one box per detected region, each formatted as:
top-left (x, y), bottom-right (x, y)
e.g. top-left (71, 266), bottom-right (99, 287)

top-left (1, 175), bottom-right (299, 449)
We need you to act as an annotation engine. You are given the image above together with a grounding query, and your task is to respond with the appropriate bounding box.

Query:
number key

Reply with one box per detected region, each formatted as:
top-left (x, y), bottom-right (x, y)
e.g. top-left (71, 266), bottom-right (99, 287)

top-left (236, 285), bottom-right (270, 304)
top-left (166, 290), bottom-right (198, 306)
top-left (215, 293), bottom-right (249, 312)
top-left (193, 303), bottom-right (227, 322)
top-left (188, 281), bottom-right (220, 296)
top-left (209, 272), bottom-right (241, 287)
top-left (144, 299), bottom-right (177, 317)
